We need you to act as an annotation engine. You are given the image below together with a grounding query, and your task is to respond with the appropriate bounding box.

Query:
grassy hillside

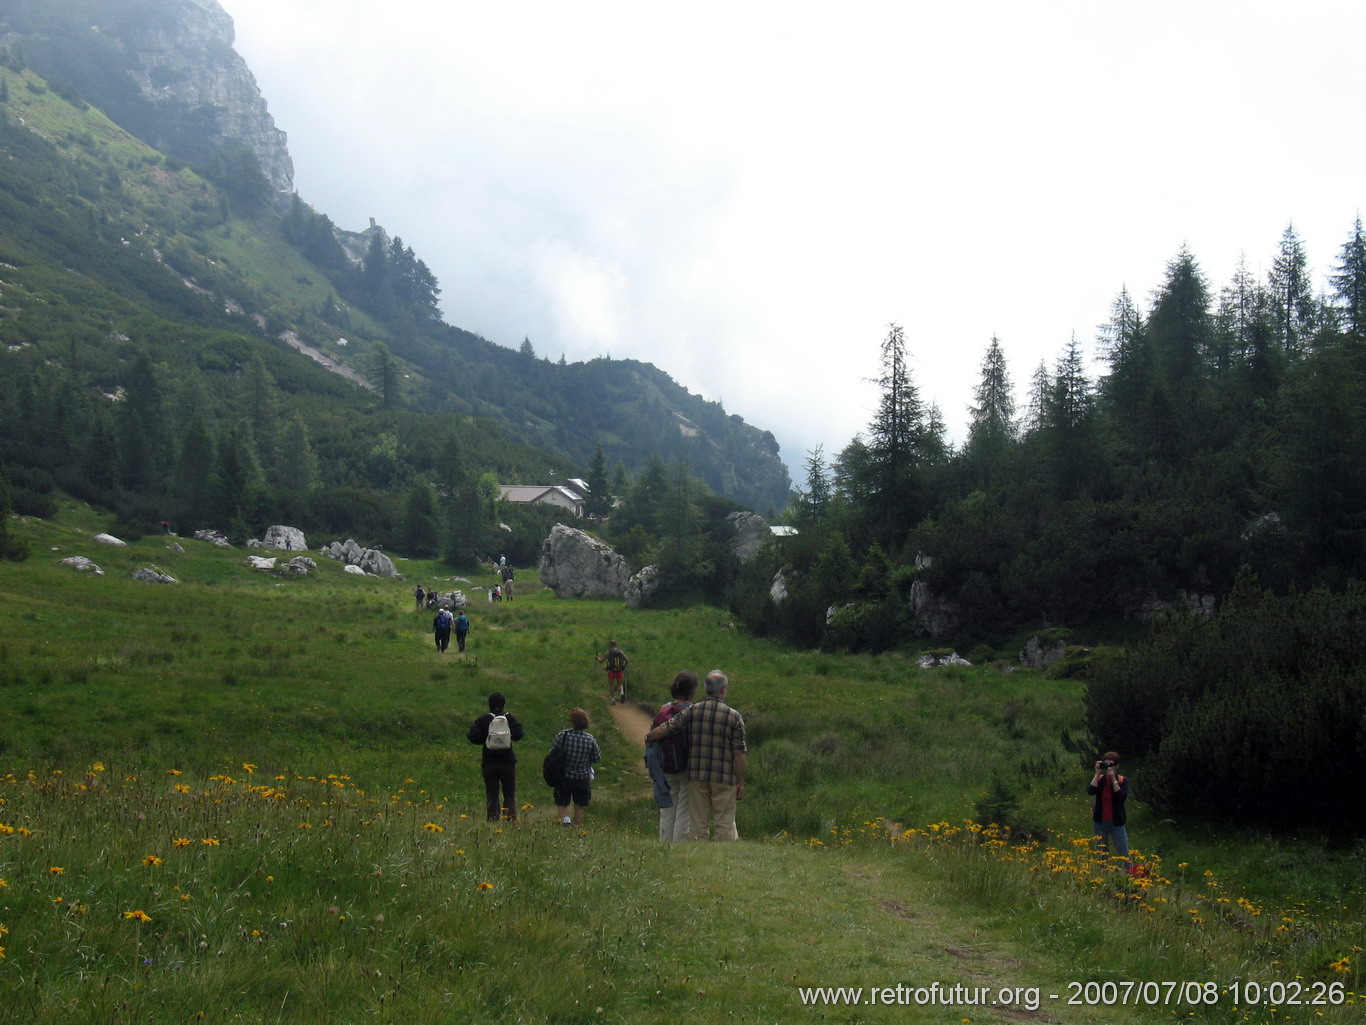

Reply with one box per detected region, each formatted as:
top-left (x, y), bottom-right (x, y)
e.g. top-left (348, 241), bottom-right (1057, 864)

top-left (0, 506), bottom-right (1360, 1023)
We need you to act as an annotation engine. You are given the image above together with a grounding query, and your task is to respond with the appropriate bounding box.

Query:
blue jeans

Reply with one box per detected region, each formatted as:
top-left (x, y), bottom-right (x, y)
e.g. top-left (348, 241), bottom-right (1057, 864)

top-left (1094, 821), bottom-right (1129, 862)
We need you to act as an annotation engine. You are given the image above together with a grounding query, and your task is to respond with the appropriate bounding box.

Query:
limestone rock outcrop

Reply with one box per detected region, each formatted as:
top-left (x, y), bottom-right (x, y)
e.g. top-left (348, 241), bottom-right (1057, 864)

top-left (59, 556), bottom-right (104, 575)
top-left (255, 525), bottom-right (308, 551)
top-left (908, 580), bottom-right (961, 639)
top-left (539, 524), bottom-right (632, 599)
top-left (726, 511), bottom-right (770, 564)
top-left (625, 565), bottom-right (662, 609)
top-left (1019, 636), bottom-right (1067, 670)
top-left (322, 539), bottom-right (400, 578)
top-left (131, 566), bottom-right (177, 584)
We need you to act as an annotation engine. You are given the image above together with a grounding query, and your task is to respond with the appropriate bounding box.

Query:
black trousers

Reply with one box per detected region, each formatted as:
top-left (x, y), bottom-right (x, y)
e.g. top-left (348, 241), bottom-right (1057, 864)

top-left (482, 762), bottom-right (517, 820)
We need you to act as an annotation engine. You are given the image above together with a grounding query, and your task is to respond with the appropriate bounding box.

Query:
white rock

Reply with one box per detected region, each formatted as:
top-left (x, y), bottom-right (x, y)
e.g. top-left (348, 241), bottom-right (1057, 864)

top-left (59, 556), bottom-right (104, 575)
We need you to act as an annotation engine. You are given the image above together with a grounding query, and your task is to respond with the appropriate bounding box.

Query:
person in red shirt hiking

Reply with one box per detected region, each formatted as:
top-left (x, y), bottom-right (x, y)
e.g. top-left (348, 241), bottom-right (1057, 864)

top-left (595, 641), bottom-right (629, 703)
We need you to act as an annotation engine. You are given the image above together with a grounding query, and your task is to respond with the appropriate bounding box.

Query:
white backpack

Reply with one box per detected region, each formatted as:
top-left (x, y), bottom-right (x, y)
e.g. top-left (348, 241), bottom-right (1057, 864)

top-left (486, 713), bottom-right (512, 750)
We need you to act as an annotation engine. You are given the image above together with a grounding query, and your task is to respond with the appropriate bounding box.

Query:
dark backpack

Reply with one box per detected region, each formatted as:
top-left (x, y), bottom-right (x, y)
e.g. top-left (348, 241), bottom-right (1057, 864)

top-left (651, 703), bottom-right (689, 774)
top-left (542, 742), bottom-right (567, 788)
top-left (606, 649), bottom-right (626, 672)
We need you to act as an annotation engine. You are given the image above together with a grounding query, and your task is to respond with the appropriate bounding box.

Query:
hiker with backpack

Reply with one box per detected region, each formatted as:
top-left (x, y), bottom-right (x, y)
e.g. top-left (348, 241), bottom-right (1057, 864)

top-left (595, 641), bottom-right (629, 703)
top-left (414, 585), bottom-right (426, 610)
top-left (454, 610), bottom-right (471, 653)
top-left (500, 563), bottom-right (515, 602)
top-left (467, 692), bottom-right (525, 822)
top-left (647, 671), bottom-right (697, 841)
top-left (547, 708), bottom-right (601, 827)
top-left (432, 606), bottom-right (453, 652)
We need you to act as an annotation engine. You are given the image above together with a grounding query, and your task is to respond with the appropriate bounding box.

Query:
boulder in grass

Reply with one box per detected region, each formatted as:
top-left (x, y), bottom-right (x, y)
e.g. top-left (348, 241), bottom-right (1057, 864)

top-left (60, 555), bottom-right (104, 576)
top-left (323, 539), bottom-right (400, 578)
top-left (131, 566), bottom-right (177, 584)
top-left (248, 556), bottom-right (278, 570)
top-left (625, 565), bottom-right (661, 609)
top-left (343, 564), bottom-right (366, 576)
top-left (283, 556), bottom-right (316, 575)
top-left (259, 525), bottom-right (308, 551)
top-left (93, 533), bottom-right (126, 546)
top-left (538, 524), bottom-right (631, 599)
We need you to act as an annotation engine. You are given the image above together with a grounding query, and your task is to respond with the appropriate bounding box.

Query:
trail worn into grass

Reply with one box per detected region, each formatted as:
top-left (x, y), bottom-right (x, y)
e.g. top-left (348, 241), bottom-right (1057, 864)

top-left (601, 833), bottom-right (1147, 1025)
top-left (609, 695), bottom-right (654, 747)
top-left (594, 699), bottom-right (1126, 1023)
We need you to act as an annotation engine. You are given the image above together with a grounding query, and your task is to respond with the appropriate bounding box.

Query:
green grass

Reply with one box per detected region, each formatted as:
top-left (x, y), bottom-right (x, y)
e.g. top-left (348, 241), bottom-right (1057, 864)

top-left (0, 507), bottom-right (1361, 1023)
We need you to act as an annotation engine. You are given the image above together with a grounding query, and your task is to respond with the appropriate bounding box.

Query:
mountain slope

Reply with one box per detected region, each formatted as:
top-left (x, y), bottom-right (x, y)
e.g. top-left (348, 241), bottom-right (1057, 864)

top-left (0, 0), bottom-right (792, 512)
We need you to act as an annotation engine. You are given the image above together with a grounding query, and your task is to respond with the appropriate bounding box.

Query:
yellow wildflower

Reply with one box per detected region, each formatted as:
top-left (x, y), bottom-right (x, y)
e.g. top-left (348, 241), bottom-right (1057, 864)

top-left (123, 910), bottom-right (153, 923)
top-left (142, 855), bottom-right (163, 868)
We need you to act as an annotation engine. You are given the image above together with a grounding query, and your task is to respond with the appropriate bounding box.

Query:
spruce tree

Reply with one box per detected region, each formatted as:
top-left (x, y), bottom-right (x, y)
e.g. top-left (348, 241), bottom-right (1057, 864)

top-left (1145, 247), bottom-right (1213, 455)
top-left (584, 443), bottom-right (612, 519)
top-left (1332, 216), bottom-right (1366, 342)
top-left (1268, 223), bottom-right (1316, 358)
top-left (964, 336), bottom-right (1017, 486)
top-left (864, 323), bottom-right (924, 548)
top-left (402, 479), bottom-right (442, 558)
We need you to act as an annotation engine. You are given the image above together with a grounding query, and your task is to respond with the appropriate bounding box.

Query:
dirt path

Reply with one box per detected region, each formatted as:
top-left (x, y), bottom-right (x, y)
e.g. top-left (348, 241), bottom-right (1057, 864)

top-left (607, 697), bottom-right (654, 748)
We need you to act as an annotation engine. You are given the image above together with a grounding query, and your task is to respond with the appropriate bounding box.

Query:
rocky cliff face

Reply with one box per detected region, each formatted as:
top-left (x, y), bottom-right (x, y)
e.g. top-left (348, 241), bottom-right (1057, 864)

top-left (0, 0), bottom-right (293, 195)
top-left (125, 0), bottom-right (294, 194)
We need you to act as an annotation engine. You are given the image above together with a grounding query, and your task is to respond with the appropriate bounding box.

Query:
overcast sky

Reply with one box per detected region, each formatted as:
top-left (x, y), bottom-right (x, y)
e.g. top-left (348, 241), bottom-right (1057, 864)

top-left (221, 0), bottom-right (1366, 477)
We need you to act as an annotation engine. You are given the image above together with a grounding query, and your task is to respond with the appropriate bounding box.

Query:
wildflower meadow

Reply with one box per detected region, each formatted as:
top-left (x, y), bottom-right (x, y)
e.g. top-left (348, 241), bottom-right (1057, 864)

top-left (0, 509), bottom-right (1360, 1023)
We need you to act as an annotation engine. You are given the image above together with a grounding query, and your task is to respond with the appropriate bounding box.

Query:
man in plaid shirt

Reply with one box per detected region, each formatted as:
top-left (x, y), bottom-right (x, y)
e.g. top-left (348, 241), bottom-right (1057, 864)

top-left (645, 670), bottom-right (746, 840)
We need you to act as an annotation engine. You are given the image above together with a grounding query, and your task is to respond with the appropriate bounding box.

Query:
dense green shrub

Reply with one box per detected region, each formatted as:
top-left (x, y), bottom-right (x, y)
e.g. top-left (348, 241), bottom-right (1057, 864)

top-left (1085, 574), bottom-right (1366, 832)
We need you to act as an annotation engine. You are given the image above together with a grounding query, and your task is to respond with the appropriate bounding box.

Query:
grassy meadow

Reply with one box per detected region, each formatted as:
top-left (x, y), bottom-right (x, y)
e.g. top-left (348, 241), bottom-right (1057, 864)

top-left (0, 506), bottom-right (1361, 1024)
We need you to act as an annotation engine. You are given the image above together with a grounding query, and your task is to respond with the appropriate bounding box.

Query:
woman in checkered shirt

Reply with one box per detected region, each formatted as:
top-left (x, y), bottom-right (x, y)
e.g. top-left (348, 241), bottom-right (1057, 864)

top-left (550, 708), bottom-right (601, 826)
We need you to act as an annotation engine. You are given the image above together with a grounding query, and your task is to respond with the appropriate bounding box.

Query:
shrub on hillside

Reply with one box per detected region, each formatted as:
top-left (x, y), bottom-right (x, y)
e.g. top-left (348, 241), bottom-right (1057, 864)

top-left (1085, 572), bottom-right (1366, 832)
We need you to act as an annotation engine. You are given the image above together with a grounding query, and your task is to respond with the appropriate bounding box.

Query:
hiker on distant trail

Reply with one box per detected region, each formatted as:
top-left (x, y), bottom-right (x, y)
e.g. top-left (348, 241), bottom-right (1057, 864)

top-left (595, 640), bottom-right (629, 704)
top-left (647, 671), bottom-right (697, 842)
top-left (432, 607), bottom-right (453, 653)
top-left (548, 708), bottom-right (601, 827)
top-left (491, 584), bottom-right (502, 603)
top-left (467, 692), bottom-right (525, 822)
top-left (1088, 750), bottom-right (1130, 867)
top-left (414, 585), bottom-right (426, 610)
top-left (645, 670), bottom-right (746, 841)
top-left (500, 563), bottom-right (515, 601)
top-left (454, 610), bottom-right (471, 653)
